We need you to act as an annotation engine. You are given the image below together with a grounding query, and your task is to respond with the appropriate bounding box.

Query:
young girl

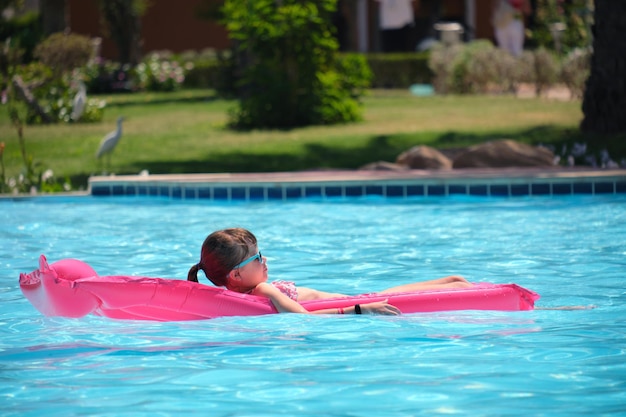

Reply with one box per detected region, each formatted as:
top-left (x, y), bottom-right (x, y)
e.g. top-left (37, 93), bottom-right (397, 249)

top-left (187, 228), bottom-right (473, 316)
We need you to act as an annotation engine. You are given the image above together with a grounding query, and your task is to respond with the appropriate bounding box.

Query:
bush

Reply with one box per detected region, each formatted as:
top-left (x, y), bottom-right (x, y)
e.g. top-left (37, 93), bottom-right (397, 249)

top-left (45, 80), bottom-right (106, 124)
top-left (13, 62), bottom-right (105, 125)
top-left (366, 52), bottom-right (431, 88)
top-left (134, 53), bottom-right (187, 92)
top-left (529, 0), bottom-right (593, 54)
top-left (449, 40), bottom-right (497, 94)
top-left (182, 50), bottom-right (237, 96)
top-left (428, 42), bottom-right (463, 94)
top-left (182, 59), bottom-right (220, 89)
top-left (222, 0), bottom-right (365, 129)
top-left (336, 53), bottom-right (372, 100)
top-left (34, 32), bottom-right (93, 74)
top-left (81, 58), bottom-right (133, 94)
top-left (560, 47), bottom-right (590, 99)
top-left (531, 47), bottom-right (560, 96)
top-left (0, 11), bottom-right (43, 63)
top-left (428, 41), bottom-right (568, 96)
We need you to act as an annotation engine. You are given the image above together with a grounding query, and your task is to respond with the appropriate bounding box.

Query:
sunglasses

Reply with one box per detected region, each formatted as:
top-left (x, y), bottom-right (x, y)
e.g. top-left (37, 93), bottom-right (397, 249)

top-left (233, 251), bottom-right (264, 269)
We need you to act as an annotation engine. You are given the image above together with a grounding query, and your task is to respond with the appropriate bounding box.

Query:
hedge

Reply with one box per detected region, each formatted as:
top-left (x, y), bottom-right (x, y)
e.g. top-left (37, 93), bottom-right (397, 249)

top-left (182, 52), bottom-right (433, 90)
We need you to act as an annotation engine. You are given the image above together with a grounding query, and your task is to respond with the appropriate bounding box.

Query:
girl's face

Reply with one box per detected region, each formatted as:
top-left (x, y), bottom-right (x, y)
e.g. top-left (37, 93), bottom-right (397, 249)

top-left (228, 248), bottom-right (268, 292)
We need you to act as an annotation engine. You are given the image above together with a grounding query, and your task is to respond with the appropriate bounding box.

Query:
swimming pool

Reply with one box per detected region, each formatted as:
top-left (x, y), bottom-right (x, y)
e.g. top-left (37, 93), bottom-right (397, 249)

top-left (2, 195), bottom-right (625, 416)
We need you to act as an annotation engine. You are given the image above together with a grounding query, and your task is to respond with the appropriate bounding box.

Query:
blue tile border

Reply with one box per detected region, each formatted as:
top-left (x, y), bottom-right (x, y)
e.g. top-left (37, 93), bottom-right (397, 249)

top-left (86, 179), bottom-right (626, 201)
top-left (89, 175), bottom-right (626, 201)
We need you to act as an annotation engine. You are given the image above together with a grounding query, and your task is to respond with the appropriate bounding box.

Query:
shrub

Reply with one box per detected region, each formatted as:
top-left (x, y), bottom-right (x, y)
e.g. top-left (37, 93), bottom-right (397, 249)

top-left (560, 47), bottom-right (590, 99)
top-left (463, 44), bottom-right (498, 93)
top-left (134, 53), bottom-right (187, 92)
top-left (531, 47), bottom-right (560, 96)
top-left (515, 51), bottom-right (537, 85)
top-left (15, 63), bottom-right (105, 125)
top-left (182, 59), bottom-right (219, 89)
top-left (430, 40), bottom-right (520, 95)
top-left (335, 53), bottom-right (372, 100)
top-left (450, 40), bottom-right (497, 94)
top-left (182, 50), bottom-right (237, 96)
top-left (529, 0), bottom-right (593, 54)
top-left (0, 11), bottom-right (43, 63)
top-left (45, 80), bottom-right (106, 124)
top-left (222, 0), bottom-right (365, 129)
top-left (366, 52), bottom-right (431, 88)
top-left (428, 42), bottom-right (463, 94)
top-left (429, 41), bottom-right (567, 97)
top-left (34, 32), bottom-right (93, 75)
top-left (81, 58), bottom-right (132, 93)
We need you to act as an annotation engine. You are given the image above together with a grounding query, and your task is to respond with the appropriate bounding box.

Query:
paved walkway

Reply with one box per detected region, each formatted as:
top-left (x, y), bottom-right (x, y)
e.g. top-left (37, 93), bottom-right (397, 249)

top-left (89, 167), bottom-right (625, 185)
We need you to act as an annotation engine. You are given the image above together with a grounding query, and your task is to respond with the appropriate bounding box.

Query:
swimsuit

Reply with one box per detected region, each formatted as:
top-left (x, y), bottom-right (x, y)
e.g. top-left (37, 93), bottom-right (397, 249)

top-left (271, 280), bottom-right (298, 301)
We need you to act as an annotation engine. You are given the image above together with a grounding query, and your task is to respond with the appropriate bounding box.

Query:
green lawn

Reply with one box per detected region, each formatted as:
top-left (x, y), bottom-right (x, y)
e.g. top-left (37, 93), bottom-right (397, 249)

top-left (1, 88), bottom-right (617, 191)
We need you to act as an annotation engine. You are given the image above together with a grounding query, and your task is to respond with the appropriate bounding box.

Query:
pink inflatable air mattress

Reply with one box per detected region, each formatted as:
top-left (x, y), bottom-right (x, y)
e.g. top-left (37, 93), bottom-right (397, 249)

top-left (19, 255), bottom-right (539, 321)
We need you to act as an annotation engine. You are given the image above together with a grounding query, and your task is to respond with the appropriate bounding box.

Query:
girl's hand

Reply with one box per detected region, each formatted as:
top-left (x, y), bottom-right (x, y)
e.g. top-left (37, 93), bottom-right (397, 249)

top-left (361, 299), bottom-right (401, 316)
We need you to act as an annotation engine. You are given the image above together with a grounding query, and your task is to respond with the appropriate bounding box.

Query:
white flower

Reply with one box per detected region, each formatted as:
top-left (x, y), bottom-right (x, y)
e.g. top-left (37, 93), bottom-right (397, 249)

top-left (42, 169), bottom-right (54, 182)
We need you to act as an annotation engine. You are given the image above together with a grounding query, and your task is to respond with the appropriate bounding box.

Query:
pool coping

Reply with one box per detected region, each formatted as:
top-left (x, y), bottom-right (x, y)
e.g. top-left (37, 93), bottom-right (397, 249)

top-left (87, 167), bottom-right (626, 200)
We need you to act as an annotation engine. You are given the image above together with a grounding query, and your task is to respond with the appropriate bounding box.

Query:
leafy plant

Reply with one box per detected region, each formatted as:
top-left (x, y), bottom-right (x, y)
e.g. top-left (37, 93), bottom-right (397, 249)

top-left (0, 9), bottom-right (43, 63)
top-left (222, 0), bottom-right (367, 129)
top-left (81, 57), bottom-right (132, 93)
top-left (560, 47), bottom-right (590, 99)
top-left (335, 53), bottom-right (372, 100)
top-left (15, 63), bottom-right (106, 124)
top-left (429, 41), bottom-right (563, 96)
top-left (428, 42), bottom-right (463, 94)
top-left (34, 32), bottom-right (93, 75)
top-left (531, 47), bottom-right (560, 96)
top-left (530, 0), bottom-right (593, 54)
top-left (451, 40), bottom-right (498, 94)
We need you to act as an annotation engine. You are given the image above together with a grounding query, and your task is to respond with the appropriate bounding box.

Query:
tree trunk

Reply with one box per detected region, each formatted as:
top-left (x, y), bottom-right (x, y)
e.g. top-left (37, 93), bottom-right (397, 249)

top-left (12, 75), bottom-right (53, 124)
top-left (99, 0), bottom-right (143, 66)
top-left (580, 0), bottom-right (626, 134)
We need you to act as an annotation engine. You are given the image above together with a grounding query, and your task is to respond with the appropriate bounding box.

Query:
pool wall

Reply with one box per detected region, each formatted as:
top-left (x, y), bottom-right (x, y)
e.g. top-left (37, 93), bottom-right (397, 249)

top-left (89, 168), bottom-right (626, 201)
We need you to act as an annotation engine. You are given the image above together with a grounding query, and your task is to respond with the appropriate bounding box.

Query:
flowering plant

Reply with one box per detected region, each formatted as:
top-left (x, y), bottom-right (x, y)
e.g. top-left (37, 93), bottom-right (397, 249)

top-left (134, 54), bottom-right (190, 92)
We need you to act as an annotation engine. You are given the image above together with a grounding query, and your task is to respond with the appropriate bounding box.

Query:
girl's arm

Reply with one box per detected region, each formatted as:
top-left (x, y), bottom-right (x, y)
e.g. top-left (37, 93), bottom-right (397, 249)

top-left (252, 283), bottom-right (400, 315)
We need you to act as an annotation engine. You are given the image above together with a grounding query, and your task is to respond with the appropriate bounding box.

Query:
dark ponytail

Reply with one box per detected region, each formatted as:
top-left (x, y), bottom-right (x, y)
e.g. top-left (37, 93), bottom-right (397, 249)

top-left (187, 263), bottom-right (201, 282)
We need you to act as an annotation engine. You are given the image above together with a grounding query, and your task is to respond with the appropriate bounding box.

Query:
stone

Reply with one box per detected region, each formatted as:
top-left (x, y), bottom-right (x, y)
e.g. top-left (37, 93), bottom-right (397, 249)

top-left (396, 146), bottom-right (452, 170)
top-left (452, 140), bottom-right (555, 168)
top-left (360, 161), bottom-right (409, 171)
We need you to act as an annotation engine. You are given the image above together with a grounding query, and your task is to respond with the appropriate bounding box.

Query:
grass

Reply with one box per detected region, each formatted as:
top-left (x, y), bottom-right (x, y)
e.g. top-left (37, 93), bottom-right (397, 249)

top-left (1, 88), bottom-right (622, 191)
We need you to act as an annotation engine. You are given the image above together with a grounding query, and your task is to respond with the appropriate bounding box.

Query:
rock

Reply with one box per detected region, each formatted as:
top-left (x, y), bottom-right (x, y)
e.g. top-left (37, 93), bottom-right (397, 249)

top-left (396, 146), bottom-right (452, 170)
top-left (452, 140), bottom-right (555, 168)
top-left (360, 161), bottom-right (409, 171)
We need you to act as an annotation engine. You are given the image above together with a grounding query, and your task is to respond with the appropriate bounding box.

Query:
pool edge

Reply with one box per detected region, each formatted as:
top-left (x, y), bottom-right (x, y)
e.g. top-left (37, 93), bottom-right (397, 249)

top-left (87, 168), bottom-right (626, 200)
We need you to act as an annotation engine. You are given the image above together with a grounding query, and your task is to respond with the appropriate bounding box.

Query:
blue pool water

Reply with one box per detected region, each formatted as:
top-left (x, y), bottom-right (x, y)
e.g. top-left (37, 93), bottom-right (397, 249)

top-left (1, 195), bottom-right (625, 416)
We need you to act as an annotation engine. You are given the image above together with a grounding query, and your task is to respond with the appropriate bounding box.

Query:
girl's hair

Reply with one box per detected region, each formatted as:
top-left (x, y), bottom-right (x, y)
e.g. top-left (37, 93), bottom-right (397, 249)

top-left (187, 228), bottom-right (257, 287)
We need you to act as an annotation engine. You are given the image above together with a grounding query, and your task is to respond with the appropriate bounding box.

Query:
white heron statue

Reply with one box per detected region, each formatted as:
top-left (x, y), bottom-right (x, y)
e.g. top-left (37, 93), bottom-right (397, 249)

top-left (71, 81), bottom-right (87, 122)
top-left (96, 116), bottom-right (125, 171)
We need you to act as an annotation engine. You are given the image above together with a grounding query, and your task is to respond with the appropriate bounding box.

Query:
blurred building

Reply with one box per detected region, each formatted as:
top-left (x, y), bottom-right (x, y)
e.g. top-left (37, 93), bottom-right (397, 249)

top-left (61, 0), bottom-right (497, 60)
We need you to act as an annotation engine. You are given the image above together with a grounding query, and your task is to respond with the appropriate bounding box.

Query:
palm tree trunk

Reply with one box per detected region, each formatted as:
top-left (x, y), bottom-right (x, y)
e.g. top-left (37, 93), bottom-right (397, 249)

top-left (580, 0), bottom-right (626, 134)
